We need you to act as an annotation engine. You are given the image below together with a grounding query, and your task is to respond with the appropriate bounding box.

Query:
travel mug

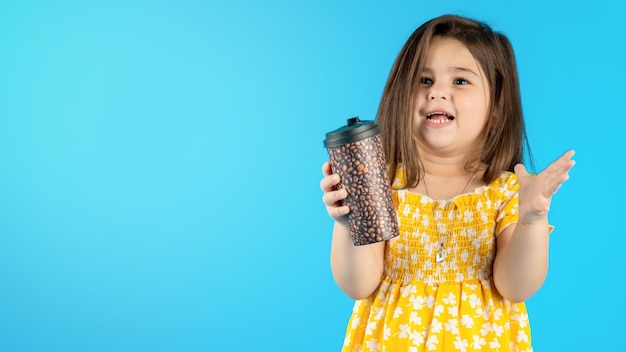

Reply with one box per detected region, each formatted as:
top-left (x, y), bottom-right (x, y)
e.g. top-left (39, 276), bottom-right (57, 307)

top-left (323, 117), bottom-right (399, 246)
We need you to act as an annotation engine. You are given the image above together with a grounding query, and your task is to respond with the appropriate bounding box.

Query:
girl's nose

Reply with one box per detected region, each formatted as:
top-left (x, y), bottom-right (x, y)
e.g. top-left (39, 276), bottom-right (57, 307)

top-left (428, 90), bottom-right (448, 100)
top-left (428, 84), bottom-right (449, 100)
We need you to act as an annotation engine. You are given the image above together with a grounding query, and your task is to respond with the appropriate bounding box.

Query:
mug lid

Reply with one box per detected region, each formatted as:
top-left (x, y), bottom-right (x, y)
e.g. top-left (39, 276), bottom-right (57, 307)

top-left (323, 117), bottom-right (380, 148)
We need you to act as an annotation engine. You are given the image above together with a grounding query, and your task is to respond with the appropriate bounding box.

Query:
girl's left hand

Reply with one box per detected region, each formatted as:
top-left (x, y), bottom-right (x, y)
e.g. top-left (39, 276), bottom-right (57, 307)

top-left (514, 150), bottom-right (576, 224)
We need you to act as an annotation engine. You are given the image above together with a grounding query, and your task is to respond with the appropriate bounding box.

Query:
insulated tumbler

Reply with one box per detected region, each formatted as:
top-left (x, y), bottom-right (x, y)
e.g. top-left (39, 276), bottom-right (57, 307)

top-left (323, 117), bottom-right (399, 246)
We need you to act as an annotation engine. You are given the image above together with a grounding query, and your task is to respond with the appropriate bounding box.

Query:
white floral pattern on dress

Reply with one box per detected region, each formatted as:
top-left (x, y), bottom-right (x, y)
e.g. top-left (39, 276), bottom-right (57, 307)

top-left (341, 168), bottom-right (534, 351)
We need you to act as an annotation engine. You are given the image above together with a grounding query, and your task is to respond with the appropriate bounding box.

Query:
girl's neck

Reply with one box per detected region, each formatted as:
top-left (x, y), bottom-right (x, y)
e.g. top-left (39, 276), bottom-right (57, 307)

top-left (418, 153), bottom-right (479, 177)
top-left (413, 154), bottom-right (486, 200)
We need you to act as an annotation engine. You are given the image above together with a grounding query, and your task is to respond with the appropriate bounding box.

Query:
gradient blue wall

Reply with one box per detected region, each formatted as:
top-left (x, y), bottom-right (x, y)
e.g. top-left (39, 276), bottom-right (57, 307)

top-left (0, 0), bottom-right (622, 351)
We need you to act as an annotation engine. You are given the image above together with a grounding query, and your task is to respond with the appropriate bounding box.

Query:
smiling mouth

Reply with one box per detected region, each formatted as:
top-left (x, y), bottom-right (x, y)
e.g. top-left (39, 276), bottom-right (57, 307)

top-left (426, 112), bottom-right (455, 123)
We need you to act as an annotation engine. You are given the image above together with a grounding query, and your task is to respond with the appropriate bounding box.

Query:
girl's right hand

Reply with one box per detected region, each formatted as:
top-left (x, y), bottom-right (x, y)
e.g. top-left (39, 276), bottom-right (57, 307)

top-left (320, 161), bottom-right (350, 227)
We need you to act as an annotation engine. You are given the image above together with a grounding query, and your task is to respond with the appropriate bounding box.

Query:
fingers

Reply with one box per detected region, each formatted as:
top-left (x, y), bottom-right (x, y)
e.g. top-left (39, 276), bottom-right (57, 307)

top-left (321, 161), bottom-right (350, 220)
top-left (322, 161), bottom-right (333, 176)
top-left (558, 150), bottom-right (576, 174)
top-left (561, 149), bottom-right (576, 160)
top-left (323, 192), bottom-right (350, 218)
top-left (545, 150), bottom-right (576, 179)
top-left (320, 170), bottom-right (347, 207)
top-left (548, 150), bottom-right (576, 173)
top-left (322, 186), bottom-right (347, 205)
top-left (320, 169), bottom-right (341, 192)
top-left (538, 150), bottom-right (576, 196)
top-left (321, 178), bottom-right (350, 219)
top-left (514, 163), bottom-right (529, 178)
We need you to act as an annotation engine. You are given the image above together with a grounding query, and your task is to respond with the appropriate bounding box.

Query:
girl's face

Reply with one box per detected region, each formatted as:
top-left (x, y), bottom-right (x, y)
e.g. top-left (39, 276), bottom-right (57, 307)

top-left (412, 37), bottom-right (490, 157)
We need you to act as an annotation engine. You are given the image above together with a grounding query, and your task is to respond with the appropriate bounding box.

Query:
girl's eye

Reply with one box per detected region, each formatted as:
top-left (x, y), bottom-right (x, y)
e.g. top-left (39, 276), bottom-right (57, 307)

top-left (420, 77), bottom-right (433, 84)
top-left (454, 78), bottom-right (469, 85)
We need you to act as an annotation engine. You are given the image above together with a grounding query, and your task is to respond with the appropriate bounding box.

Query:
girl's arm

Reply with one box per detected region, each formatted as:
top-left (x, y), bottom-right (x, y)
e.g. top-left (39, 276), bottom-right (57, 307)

top-left (321, 162), bottom-right (386, 300)
top-left (493, 150), bottom-right (575, 303)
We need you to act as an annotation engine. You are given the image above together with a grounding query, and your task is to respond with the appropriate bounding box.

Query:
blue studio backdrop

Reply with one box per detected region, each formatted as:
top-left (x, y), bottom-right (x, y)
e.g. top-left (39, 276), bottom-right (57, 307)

top-left (1, 0), bottom-right (623, 351)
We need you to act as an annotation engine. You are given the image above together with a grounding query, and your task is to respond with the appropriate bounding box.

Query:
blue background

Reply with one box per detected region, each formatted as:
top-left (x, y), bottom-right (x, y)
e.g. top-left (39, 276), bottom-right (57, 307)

top-left (0, 0), bottom-right (623, 351)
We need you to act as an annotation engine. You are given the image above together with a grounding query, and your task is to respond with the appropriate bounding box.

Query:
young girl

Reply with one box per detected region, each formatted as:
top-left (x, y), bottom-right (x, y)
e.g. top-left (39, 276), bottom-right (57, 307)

top-left (320, 14), bottom-right (575, 351)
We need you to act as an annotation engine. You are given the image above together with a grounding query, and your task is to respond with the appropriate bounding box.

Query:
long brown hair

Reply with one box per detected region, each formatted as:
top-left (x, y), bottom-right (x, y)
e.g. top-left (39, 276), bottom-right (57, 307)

top-left (378, 14), bottom-right (531, 188)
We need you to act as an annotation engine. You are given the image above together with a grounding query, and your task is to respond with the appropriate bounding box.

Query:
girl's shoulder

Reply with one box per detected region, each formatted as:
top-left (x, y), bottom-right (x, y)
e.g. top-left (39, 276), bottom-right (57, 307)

top-left (487, 170), bottom-right (518, 192)
top-left (480, 171), bottom-right (519, 204)
top-left (391, 163), bottom-right (408, 190)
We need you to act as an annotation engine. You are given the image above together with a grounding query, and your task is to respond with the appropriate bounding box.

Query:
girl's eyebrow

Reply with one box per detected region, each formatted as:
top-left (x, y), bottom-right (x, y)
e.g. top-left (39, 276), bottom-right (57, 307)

top-left (452, 67), bottom-right (480, 77)
top-left (421, 67), bottom-right (480, 77)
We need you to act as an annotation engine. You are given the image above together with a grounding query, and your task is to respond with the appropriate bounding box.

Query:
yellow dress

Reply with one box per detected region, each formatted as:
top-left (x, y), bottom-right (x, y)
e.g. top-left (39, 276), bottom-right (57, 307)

top-left (341, 167), bottom-right (534, 352)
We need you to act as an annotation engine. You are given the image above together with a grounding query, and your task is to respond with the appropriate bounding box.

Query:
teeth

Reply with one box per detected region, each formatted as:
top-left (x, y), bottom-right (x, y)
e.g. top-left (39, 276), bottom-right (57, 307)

top-left (428, 118), bottom-right (452, 124)
top-left (426, 112), bottom-right (454, 123)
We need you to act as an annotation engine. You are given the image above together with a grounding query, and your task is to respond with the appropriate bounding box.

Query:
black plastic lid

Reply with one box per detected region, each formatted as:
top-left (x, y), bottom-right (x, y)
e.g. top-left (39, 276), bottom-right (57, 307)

top-left (323, 117), bottom-right (380, 148)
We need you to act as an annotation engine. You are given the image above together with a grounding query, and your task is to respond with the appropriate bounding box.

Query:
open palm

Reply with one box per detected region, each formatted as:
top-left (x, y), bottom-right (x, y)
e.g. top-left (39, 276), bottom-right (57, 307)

top-left (514, 150), bottom-right (576, 224)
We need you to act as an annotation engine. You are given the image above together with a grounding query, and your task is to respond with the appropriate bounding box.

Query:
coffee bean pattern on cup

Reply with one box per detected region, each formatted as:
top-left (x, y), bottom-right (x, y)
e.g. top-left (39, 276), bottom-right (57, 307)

top-left (328, 133), bottom-right (399, 246)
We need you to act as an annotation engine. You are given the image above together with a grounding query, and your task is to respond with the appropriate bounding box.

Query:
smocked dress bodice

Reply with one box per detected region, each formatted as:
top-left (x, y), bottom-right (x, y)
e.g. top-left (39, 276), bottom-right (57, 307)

top-left (341, 168), bottom-right (534, 352)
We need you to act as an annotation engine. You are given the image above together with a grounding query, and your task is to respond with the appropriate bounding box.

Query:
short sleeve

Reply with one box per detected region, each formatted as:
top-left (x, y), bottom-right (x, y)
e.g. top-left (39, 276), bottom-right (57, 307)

top-left (391, 163), bottom-right (406, 190)
top-left (495, 173), bottom-right (519, 236)
top-left (391, 164), bottom-right (405, 208)
top-left (494, 173), bottom-right (555, 236)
